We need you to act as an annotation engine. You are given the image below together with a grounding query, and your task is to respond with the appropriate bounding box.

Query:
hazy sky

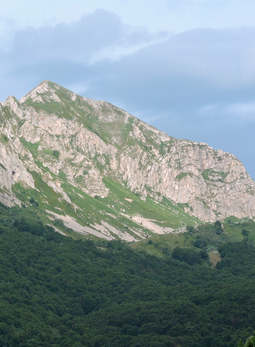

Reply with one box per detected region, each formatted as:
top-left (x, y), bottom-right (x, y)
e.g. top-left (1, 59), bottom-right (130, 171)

top-left (1, 1), bottom-right (255, 178)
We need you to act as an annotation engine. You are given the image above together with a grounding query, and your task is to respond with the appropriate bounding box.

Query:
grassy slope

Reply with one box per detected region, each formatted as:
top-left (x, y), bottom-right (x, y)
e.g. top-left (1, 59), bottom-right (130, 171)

top-left (12, 167), bottom-right (199, 240)
top-left (132, 219), bottom-right (255, 258)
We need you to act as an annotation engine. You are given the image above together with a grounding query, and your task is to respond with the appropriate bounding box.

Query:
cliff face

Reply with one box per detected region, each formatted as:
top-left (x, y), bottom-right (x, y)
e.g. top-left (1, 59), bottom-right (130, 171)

top-left (0, 80), bottom-right (255, 235)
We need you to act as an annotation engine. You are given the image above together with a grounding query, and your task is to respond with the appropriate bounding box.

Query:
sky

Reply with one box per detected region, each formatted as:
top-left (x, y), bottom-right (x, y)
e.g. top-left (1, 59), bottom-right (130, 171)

top-left (1, 1), bottom-right (255, 178)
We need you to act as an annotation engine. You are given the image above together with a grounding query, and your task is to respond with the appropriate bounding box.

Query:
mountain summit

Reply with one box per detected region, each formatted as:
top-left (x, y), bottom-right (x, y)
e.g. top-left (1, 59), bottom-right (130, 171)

top-left (0, 81), bottom-right (254, 240)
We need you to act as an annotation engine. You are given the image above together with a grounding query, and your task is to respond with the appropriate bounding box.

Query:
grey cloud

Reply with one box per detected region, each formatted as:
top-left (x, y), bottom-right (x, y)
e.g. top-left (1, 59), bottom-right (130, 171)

top-left (1, 20), bottom-right (255, 177)
top-left (2, 25), bottom-right (255, 116)
top-left (74, 27), bottom-right (255, 176)
top-left (78, 27), bottom-right (255, 115)
top-left (6, 9), bottom-right (169, 66)
top-left (137, 27), bottom-right (255, 88)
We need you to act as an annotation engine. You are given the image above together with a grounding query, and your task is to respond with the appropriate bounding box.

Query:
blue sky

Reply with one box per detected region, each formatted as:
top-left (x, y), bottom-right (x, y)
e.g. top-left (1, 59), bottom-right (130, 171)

top-left (1, 1), bottom-right (255, 178)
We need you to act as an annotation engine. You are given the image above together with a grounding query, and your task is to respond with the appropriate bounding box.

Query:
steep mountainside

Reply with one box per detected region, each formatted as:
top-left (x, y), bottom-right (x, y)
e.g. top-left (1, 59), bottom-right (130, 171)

top-left (0, 80), bottom-right (254, 240)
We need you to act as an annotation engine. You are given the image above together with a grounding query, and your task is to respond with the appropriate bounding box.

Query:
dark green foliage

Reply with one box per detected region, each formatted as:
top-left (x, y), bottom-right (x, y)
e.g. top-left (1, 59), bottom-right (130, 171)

top-left (246, 333), bottom-right (255, 346)
top-left (186, 225), bottom-right (195, 233)
top-left (199, 250), bottom-right (208, 259)
top-left (192, 222), bottom-right (230, 250)
top-left (215, 220), bottom-right (222, 228)
top-left (52, 150), bottom-right (60, 159)
top-left (193, 237), bottom-right (208, 249)
top-left (239, 332), bottom-right (255, 347)
top-left (216, 240), bottom-right (255, 275)
top-left (30, 198), bottom-right (39, 206)
top-left (214, 220), bottom-right (223, 234)
top-left (242, 229), bottom-right (249, 237)
top-left (228, 219), bottom-right (235, 226)
top-left (0, 205), bottom-right (255, 346)
top-left (172, 247), bottom-right (202, 265)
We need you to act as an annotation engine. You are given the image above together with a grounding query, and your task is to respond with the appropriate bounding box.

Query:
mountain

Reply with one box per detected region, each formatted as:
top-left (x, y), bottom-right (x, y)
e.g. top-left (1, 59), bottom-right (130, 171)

top-left (0, 80), bottom-right (255, 240)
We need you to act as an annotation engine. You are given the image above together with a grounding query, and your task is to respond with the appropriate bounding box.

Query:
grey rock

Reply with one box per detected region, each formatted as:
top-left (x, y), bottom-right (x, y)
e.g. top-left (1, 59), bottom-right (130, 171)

top-left (0, 80), bottom-right (254, 223)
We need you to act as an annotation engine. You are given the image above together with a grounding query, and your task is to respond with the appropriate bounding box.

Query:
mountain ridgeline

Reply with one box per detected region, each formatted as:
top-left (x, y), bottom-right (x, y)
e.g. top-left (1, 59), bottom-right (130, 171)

top-left (0, 80), bottom-right (255, 240)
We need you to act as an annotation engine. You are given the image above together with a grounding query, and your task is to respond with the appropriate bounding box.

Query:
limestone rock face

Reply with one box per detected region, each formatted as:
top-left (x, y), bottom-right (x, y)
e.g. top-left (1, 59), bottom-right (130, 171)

top-left (0, 80), bottom-right (255, 222)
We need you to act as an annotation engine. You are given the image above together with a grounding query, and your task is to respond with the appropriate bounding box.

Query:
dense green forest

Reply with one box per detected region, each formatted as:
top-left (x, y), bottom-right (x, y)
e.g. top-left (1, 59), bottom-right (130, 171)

top-left (0, 203), bottom-right (255, 346)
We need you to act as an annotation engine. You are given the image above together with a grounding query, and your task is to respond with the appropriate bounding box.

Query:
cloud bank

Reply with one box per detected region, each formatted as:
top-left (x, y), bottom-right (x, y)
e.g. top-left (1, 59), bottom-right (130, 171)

top-left (1, 9), bottom-right (255, 177)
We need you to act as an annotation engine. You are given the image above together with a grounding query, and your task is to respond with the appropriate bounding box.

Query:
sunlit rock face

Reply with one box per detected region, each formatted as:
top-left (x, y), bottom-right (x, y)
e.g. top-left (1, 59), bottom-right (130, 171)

top-left (1, 80), bottom-right (255, 222)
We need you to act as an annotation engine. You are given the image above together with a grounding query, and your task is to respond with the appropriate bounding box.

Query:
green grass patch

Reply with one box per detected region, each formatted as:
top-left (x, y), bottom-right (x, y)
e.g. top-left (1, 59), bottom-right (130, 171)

top-left (103, 177), bottom-right (199, 229)
top-left (0, 163), bottom-right (6, 171)
top-left (19, 138), bottom-right (40, 158)
top-left (42, 148), bottom-right (52, 155)
top-left (12, 172), bottom-right (73, 215)
top-left (175, 172), bottom-right (193, 181)
top-left (202, 169), bottom-right (228, 182)
top-left (1, 134), bottom-right (9, 143)
top-left (42, 149), bottom-right (60, 159)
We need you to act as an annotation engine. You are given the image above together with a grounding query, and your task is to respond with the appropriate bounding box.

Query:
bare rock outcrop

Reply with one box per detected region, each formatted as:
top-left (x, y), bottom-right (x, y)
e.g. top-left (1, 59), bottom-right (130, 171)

top-left (0, 80), bottom-right (254, 222)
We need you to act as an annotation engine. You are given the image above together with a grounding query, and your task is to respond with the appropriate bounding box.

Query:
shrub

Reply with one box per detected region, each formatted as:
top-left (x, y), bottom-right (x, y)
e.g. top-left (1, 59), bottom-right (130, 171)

top-left (52, 150), bottom-right (60, 159)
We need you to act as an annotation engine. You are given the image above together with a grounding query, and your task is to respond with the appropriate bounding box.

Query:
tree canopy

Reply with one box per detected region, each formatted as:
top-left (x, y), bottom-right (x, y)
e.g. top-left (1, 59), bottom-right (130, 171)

top-left (0, 204), bottom-right (254, 346)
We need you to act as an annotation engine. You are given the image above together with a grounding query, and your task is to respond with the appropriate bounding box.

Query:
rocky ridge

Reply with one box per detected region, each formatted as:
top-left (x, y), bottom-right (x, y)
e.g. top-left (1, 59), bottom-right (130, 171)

top-left (0, 81), bottom-right (255, 239)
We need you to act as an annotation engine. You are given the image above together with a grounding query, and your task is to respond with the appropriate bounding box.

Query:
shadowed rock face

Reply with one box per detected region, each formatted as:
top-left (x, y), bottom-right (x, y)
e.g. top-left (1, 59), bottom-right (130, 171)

top-left (0, 80), bottom-right (255, 223)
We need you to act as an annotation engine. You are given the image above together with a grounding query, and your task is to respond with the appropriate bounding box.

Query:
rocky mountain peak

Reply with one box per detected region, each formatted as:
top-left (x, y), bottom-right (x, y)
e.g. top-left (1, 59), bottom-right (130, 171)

top-left (19, 80), bottom-right (64, 104)
top-left (0, 81), bottom-right (255, 240)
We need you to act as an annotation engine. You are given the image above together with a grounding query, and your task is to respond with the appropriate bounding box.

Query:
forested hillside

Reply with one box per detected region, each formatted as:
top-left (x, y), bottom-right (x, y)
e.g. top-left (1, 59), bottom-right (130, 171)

top-left (0, 203), bottom-right (255, 346)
